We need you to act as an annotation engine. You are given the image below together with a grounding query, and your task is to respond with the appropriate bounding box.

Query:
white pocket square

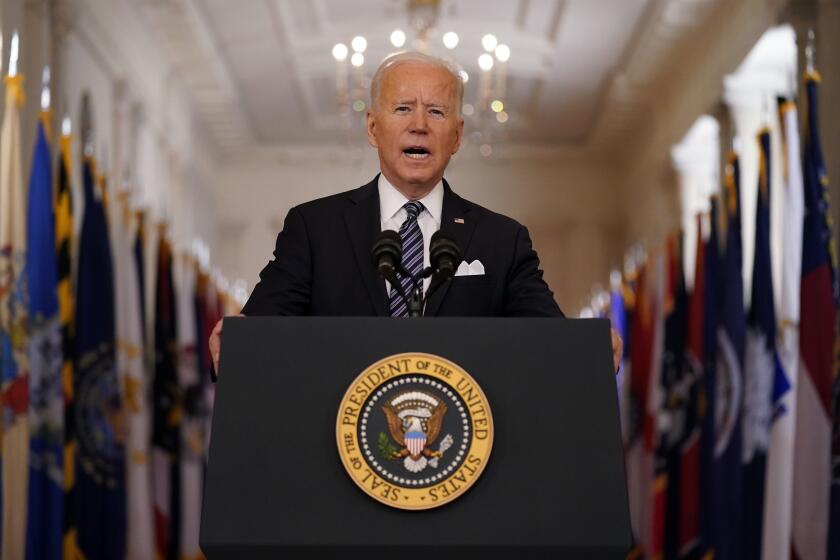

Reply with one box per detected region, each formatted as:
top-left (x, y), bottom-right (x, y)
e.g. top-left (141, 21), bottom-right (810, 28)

top-left (454, 260), bottom-right (485, 277)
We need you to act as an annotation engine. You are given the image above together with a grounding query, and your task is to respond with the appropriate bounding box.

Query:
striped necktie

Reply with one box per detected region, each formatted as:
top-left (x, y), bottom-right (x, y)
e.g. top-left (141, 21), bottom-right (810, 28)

top-left (389, 201), bottom-right (424, 317)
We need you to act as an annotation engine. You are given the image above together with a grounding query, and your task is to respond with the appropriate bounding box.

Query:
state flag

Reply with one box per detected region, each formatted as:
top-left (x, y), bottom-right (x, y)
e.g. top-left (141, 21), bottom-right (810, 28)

top-left (761, 98), bottom-right (804, 560)
top-left (175, 255), bottom-right (205, 559)
top-left (0, 71), bottom-right (29, 560)
top-left (742, 129), bottom-right (782, 559)
top-left (712, 151), bottom-right (746, 560)
top-left (24, 110), bottom-right (63, 560)
top-left (699, 197), bottom-right (720, 556)
top-left (152, 230), bottom-right (181, 560)
top-left (112, 191), bottom-right (154, 560)
top-left (55, 129), bottom-right (79, 558)
top-left (793, 70), bottom-right (835, 560)
top-left (73, 156), bottom-right (126, 559)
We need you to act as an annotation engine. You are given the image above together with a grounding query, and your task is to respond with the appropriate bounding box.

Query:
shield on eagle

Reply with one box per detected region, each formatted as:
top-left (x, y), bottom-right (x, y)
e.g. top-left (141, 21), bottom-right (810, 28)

top-left (405, 431), bottom-right (426, 458)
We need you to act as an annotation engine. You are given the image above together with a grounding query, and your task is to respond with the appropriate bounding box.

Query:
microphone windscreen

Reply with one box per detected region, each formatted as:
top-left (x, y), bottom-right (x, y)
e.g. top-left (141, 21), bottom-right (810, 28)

top-left (371, 229), bottom-right (403, 271)
top-left (376, 229), bottom-right (402, 245)
top-left (429, 231), bottom-right (461, 276)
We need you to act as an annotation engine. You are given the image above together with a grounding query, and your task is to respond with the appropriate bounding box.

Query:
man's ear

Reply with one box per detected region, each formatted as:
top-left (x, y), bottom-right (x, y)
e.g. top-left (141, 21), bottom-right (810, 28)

top-left (452, 117), bottom-right (465, 154)
top-left (366, 110), bottom-right (378, 148)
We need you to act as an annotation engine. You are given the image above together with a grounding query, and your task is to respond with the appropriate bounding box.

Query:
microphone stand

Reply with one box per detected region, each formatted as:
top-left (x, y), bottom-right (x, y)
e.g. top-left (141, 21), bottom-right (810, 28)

top-left (394, 266), bottom-right (450, 318)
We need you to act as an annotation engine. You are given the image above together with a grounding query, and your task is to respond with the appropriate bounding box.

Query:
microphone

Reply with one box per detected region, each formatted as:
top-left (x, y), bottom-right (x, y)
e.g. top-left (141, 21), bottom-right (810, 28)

top-left (371, 230), bottom-right (403, 285)
top-left (429, 230), bottom-right (461, 283)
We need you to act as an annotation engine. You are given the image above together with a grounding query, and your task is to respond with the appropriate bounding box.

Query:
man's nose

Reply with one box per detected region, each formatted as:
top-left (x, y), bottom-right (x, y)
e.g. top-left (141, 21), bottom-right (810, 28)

top-left (409, 110), bottom-right (428, 133)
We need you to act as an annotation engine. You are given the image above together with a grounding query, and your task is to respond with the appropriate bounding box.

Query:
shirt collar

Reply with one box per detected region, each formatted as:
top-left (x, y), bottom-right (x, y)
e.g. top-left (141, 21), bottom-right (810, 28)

top-left (378, 174), bottom-right (443, 226)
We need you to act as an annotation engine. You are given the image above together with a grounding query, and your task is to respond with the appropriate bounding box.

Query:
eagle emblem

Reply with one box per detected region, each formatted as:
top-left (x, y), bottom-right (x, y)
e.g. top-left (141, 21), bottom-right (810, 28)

top-left (381, 391), bottom-right (453, 473)
top-left (337, 353), bottom-right (494, 509)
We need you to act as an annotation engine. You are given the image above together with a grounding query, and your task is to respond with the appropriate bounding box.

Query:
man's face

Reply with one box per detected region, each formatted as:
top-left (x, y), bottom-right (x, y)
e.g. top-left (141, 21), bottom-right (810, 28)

top-left (367, 62), bottom-right (464, 198)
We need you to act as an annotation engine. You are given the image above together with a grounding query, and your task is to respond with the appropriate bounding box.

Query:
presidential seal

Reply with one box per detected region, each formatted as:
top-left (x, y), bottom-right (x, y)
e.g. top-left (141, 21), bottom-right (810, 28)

top-left (336, 353), bottom-right (493, 510)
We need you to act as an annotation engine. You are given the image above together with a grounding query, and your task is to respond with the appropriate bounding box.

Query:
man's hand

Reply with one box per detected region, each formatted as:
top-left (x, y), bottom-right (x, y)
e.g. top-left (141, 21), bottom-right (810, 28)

top-left (209, 314), bottom-right (244, 375)
top-left (611, 328), bottom-right (623, 374)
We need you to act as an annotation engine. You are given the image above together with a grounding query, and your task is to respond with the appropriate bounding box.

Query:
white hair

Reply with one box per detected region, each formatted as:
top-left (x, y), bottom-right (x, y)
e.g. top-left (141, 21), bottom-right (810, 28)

top-left (370, 51), bottom-right (464, 116)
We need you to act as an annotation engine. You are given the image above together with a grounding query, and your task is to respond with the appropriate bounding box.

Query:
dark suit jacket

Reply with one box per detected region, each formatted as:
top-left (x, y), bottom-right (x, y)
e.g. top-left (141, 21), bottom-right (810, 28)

top-left (241, 176), bottom-right (563, 318)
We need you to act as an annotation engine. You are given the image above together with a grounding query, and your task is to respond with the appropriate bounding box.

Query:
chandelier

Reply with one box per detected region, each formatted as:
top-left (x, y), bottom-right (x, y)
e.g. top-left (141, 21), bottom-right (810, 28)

top-left (330, 0), bottom-right (512, 156)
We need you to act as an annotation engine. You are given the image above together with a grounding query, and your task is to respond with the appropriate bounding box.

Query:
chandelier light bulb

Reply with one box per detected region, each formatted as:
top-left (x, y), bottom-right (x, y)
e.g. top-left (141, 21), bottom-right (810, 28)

top-left (495, 44), bottom-right (511, 62)
top-left (351, 35), bottom-right (367, 53)
top-left (332, 43), bottom-right (348, 61)
top-left (481, 34), bottom-right (498, 52)
top-left (490, 100), bottom-right (504, 113)
top-left (478, 53), bottom-right (494, 72)
top-left (351, 52), bottom-right (365, 67)
top-left (390, 29), bottom-right (406, 48)
top-left (442, 31), bottom-right (459, 50)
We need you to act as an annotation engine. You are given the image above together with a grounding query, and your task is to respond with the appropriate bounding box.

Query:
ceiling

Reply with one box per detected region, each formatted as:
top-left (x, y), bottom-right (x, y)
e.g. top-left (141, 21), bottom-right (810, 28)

top-left (134, 0), bottom-right (724, 159)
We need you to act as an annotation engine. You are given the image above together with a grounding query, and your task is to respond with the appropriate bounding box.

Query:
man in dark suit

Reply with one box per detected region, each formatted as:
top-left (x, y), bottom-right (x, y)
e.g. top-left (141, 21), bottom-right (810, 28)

top-left (210, 51), bottom-right (621, 371)
top-left (238, 175), bottom-right (561, 318)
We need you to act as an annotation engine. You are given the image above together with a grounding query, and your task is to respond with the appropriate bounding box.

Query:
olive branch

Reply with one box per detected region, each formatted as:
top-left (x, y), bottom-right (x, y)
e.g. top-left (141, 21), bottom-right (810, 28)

top-left (378, 432), bottom-right (399, 460)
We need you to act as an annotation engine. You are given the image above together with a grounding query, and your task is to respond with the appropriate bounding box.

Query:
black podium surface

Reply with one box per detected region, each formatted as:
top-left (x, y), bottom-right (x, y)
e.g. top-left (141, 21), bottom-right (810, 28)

top-left (201, 317), bottom-right (631, 558)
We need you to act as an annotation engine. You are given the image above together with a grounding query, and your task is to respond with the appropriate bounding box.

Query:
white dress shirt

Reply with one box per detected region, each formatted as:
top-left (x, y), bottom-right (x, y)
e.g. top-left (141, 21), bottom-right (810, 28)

top-left (378, 173), bottom-right (443, 296)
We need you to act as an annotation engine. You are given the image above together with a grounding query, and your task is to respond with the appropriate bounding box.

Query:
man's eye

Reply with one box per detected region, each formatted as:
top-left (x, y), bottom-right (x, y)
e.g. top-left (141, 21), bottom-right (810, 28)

top-left (429, 109), bottom-right (444, 117)
top-left (395, 106), bottom-right (409, 113)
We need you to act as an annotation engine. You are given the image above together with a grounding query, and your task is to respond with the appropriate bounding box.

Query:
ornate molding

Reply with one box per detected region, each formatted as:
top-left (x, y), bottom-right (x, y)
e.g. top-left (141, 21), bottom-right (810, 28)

top-left (123, 0), bottom-right (253, 158)
top-left (587, 0), bottom-right (722, 150)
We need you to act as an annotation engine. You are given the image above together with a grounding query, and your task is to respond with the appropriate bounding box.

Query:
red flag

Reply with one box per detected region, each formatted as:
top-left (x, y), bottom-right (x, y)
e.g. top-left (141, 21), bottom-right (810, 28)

top-left (792, 70), bottom-right (834, 560)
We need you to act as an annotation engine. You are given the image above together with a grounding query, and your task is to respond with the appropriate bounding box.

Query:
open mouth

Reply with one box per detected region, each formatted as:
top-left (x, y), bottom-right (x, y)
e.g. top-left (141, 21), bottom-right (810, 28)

top-left (403, 147), bottom-right (431, 160)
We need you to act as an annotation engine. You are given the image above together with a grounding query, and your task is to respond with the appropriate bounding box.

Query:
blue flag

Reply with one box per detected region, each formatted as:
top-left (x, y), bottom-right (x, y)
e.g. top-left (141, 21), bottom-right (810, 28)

top-left (73, 158), bottom-right (125, 559)
top-left (712, 151), bottom-right (746, 560)
top-left (24, 116), bottom-right (63, 560)
top-left (699, 198), bottom-right (720, 556)
top-left (610, 274), bottom-right (627, 403)
top-left (742, 130), bottom-right (784, 559)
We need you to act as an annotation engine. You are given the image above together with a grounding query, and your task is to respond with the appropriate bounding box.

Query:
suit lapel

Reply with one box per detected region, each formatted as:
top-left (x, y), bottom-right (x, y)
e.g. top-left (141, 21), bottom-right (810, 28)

top-left (345, 177), bottom-right (390, 316)
top-left (424, 180), bottom-right (477, 316)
